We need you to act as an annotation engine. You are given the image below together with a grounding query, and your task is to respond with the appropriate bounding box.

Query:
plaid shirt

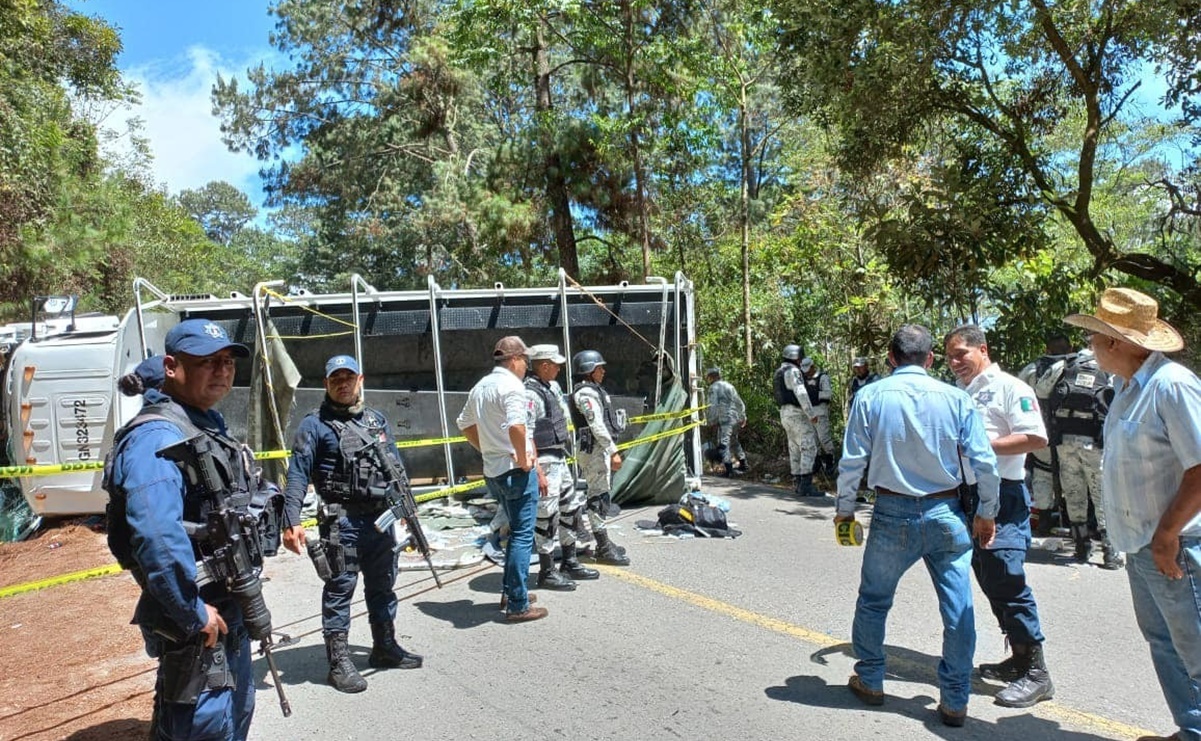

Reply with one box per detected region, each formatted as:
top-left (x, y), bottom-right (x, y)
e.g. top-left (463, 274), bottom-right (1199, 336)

top-left (1102, 351), bottom-right (1201, 553)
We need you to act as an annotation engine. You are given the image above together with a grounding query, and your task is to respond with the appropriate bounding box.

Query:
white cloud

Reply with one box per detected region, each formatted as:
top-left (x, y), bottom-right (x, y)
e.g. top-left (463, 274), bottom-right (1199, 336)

top-left (108, 45), bottom-right (273, 203)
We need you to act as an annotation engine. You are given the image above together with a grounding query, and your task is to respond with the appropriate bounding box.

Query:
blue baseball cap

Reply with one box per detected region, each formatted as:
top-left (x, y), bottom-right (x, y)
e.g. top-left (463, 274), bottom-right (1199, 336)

top-left (134, 355), bottom-right (165, 389)
top-left (164, 319), bottom-right (249, 358)
top-left (325, 355), bottom-right (361, 377)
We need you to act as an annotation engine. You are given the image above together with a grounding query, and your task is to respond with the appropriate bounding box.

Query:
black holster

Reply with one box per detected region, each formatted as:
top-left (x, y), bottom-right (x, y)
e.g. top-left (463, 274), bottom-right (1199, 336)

top-left (959, 483), bottom-right (979, 519)
top-left (158, 638), bottom-right (236, 705)
top-left (307, 539), bottom-right (334, 582)
top-left (316, 503), bottom-right (354, 574)
top-left (578, 428), bottom-right (594, 454)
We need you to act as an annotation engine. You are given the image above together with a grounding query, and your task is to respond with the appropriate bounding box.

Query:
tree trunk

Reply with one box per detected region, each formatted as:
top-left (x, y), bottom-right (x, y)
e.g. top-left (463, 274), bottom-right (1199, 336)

top-left (620, 0), bottom-right (653, 279)
top-left (739, 91), bottom-right (753, 367)
top-left (534, 19), bottom-right (579, 278)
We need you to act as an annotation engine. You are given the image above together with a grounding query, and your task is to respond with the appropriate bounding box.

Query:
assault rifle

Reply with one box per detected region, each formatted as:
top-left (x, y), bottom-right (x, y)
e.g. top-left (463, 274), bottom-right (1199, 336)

top-left (369, 440), bottom-right (443, 588)
top-left (158, 435), bottom-right (292, 718)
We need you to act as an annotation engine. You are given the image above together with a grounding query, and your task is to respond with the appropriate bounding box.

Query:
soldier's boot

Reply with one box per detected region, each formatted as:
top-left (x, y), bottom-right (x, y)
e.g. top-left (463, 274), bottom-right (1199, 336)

top-left (800, 474), bottom-right (824, 497)
top-left (723, 462), bottom-right (735, 477)
top-left (1031, 509), bottom-right (1054, 537)
top-left (1072, 523), bottom-right (1093, 563)
top-left (368, 622), bottom-right (423, 670)
top-left (559, 543), bottom-right (600, 580)
top-left (325, 633), bottom-right (368, 693)
top-left (979, 641), bottom-right (1025, 682)
top-left (736, 458), bottom-right (750, 473)
top-left (794, 475), bottom-right (806, 497)
top-left (995, 642), bottom-right (1055, 708)
top-left (1100, 531), bottom-right (1125, 571)
top-left (592, 530), bottom-right (630, 566)
top-left (536, 553), bottom-right (577, 590)
top-left (821, 453), bottom-right (837, 478)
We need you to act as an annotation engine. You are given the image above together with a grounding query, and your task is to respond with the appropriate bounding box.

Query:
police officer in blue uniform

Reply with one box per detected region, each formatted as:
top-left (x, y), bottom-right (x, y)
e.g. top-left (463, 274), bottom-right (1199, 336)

top-left (280, 355), bottom-right (423, 694)
top-left (104, 319), bottom-right (259, 741)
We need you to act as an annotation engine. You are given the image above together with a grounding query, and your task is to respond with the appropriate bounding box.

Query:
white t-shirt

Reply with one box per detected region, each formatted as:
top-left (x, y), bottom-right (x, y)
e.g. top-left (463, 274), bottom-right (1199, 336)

top-left (962, 363), bottom-right (1047, 481)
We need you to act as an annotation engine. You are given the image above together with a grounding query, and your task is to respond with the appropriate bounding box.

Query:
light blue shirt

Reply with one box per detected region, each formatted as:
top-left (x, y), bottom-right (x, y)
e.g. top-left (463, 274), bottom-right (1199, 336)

top-left (1101, 351), bottom-right (1201, 553)
top-left (457, 366), bottom-right (535, 478)
top-left (836, 365), bottom-right (1000, 518)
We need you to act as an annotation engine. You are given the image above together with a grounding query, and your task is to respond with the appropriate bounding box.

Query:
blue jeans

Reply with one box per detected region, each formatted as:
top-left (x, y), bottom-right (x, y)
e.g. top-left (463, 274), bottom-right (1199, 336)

top-left (153, 621), bottom-right (254, 740)
top-left (321, 513), bottom-right (399, 634)
top-left (852, 495), bottom-right (976, 711)
top-left (1128, 539), bottom-right (1201, 741)
top-left (486, 468), bottom-right (539, 614)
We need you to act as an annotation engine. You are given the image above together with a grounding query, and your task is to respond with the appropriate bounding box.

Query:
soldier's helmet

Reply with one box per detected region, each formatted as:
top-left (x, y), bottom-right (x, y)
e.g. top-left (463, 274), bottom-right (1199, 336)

top-left (572, 350), bottom-right (606, 376)
top-left (782, 344), bottom-right (802, 361)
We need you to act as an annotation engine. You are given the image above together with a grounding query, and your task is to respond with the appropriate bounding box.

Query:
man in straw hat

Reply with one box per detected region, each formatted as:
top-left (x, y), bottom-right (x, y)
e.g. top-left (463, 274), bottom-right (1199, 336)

top-left (1065, 287), bottom-right (1201, 741)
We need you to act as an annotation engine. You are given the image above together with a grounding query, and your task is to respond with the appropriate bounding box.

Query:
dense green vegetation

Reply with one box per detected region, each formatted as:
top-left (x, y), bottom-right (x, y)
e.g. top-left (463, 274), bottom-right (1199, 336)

top-left (3, 0), bottom-right (1197, 458)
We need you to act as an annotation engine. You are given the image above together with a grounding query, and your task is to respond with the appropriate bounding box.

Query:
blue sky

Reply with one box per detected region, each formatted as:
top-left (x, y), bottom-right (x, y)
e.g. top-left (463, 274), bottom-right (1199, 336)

top-left (67, 0), bottom-right (278, 204)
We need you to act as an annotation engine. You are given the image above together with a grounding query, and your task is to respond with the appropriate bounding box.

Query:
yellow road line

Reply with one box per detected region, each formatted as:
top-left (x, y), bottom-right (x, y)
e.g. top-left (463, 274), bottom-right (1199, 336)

top-left (599, 567), bottom-right (1154, 739)
top-left (0, 563), bottom-right (123, 599)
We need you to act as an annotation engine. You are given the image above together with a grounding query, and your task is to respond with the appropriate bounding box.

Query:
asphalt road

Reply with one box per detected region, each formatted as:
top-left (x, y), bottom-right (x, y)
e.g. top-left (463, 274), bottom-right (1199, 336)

top-left (248, 477), bottom-right (1168, 741)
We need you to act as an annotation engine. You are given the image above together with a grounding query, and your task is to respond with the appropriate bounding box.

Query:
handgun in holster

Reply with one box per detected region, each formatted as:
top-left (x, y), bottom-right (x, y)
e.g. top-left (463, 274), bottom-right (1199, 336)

top-left (310, 503), bottom-right (348, 579)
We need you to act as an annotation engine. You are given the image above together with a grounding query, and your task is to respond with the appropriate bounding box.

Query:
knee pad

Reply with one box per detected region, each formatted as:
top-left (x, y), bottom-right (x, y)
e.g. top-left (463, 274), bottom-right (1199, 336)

top-left (586, 492), bottom-right (611, 517)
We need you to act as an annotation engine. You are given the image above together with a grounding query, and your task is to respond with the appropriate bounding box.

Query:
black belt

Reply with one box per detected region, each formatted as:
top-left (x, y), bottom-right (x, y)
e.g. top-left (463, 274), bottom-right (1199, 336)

top-left (876, 487), bottom-right (958, 500)
top-left (326, 500), bottom-right (388, 517)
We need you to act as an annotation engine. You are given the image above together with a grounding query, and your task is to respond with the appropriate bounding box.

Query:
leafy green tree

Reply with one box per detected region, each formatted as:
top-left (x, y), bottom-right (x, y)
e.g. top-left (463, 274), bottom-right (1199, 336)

top-left (177, 180), bottom-right (258, 245)
top-left (773, 0), bottom-right (1201, 307)
top-left (214, 1), bottom-right (548, 291)
top-left (0, 0), bottom-right (125, 311)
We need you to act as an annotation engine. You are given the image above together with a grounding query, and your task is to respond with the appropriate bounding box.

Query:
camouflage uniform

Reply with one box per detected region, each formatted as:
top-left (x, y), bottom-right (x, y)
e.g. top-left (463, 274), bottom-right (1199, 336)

top-left (569, 349), bottom-right (630, 565)
top-left (573, 382), bottom-right (623, 533)
top-left (706, 375), bottom-right (746, 468)
top-left (802, 359), bottom-right (837, 459)
top-left (775, 356), bottom-right (820, 496)
top-left (525, 376), bottom-right (574, 556)
top-left (1018, 357), bottom-right (1063, 515)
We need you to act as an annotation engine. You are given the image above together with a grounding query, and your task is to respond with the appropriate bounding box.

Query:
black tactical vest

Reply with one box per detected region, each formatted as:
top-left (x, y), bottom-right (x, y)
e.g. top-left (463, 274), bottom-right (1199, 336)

top-left (103, 398), bottom-right (257, 574)
top-left (1049, 355), bottom-right (1113, 445)
top-left (315, 409), bottom-right (397, 504)
top-left (803, 371), bottom-right (828, 406)
top-left (849, 373), bottom-right (879, 401)
top-left (570, 381), bottom-right (620, 436)
top-left (525, 376), bottom-right (569, 452)
top-left (774, 364), bottom-right (802, 407)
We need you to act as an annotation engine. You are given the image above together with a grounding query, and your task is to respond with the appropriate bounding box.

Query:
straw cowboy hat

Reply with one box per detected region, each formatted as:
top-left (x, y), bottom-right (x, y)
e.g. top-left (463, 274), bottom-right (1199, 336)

top-left (1064, 287), bottom-right (1183, 352)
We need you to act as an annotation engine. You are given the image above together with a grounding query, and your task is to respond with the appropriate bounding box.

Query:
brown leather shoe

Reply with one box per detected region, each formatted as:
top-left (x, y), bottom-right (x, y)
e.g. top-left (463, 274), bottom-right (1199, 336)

top-left (1135, 735), bottom-right (1182, 740)
top-left (937, 704), bottom-right (966, 727)
top-left (498, 592), bottom-right (537, 611)
top-left (848, 675), bottom-right (884, 706)
top-left (505, 606), bottom-right (549, 622)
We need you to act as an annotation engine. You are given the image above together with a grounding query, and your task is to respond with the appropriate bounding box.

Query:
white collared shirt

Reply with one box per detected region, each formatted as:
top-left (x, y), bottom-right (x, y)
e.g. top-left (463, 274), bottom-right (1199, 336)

top-left (1102, 351), bottom-right (1201, 553)
top-left (456, 366), bottom-right (535, 478)
top-left (962, 363), bottom-right (1047, 481)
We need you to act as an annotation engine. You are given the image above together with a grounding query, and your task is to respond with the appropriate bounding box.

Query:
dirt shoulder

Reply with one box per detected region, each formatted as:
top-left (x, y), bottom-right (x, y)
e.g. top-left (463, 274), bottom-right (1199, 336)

top-left (0, 522), bottom-right (154, 740)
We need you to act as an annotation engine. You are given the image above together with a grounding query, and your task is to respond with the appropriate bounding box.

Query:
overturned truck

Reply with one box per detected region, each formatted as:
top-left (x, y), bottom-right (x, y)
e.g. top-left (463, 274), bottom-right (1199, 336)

top-left (2, 271), bottom-right (703, 521)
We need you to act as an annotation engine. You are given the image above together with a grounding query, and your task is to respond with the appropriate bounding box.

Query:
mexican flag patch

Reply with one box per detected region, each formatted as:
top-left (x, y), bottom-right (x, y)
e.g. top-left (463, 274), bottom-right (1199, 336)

top-left (1020, 397), bottom-right (1038, 413)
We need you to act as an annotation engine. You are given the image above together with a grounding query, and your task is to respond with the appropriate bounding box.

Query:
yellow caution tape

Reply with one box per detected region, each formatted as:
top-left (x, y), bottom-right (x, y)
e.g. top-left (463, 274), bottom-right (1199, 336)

top-left (0, 460), bottom-right (106, 478)
top-left (629, 405), bottom-right (708, 424)
top-left (397, 435), bottom-right (468, 449)
top-left (0, 419), bottom-right (700, 599)
top-left (617, 420), bottom-right (702, 451)
top-left (0, 563), bottom-right (124, 600)
top-left (2, 405), bottom-right (706, 484)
